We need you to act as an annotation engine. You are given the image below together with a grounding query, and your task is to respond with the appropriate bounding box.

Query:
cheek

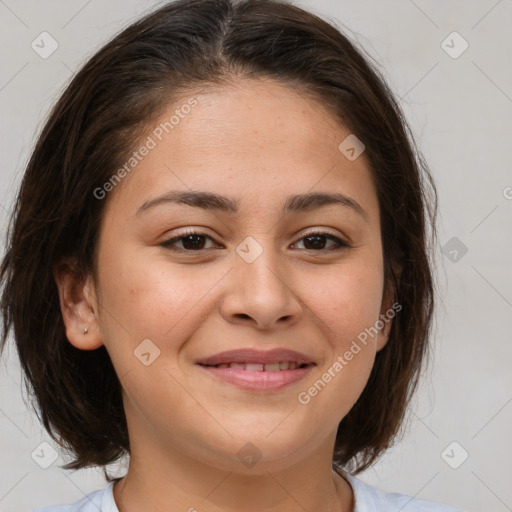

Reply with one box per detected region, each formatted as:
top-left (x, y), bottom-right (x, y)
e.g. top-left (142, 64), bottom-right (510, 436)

top-left (310, 259), bottom-right (385, 346)
top-left (298, 260), bottom-right (384, 410)
top-left (96, 245), bottom-right (221, 360)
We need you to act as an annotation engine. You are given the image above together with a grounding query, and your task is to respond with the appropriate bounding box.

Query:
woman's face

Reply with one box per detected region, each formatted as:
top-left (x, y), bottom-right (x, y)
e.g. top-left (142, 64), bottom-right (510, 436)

top-left (73, 78), bottom-right (392, 473)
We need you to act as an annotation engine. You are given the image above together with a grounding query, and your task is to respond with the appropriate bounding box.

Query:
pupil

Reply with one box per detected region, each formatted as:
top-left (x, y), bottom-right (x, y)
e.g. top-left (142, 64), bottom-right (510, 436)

top-left (183, 235), bottom-right (205, 250)
top-left (304, 235), bottom-right (325, 250)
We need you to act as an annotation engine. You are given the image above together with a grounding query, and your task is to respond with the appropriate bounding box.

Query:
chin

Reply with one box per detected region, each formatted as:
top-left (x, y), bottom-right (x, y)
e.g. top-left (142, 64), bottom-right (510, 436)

top-left (222, 430), bottom-right (318, 473)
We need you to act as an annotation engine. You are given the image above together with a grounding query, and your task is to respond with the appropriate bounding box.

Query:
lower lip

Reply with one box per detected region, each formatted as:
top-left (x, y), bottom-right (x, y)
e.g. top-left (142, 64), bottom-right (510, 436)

top-left (198, 364), bottom-right (314, 391)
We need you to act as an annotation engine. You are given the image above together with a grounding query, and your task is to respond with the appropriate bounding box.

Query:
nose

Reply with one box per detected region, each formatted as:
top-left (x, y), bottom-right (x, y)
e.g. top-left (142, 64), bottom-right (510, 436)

top-left (220, 241), bottom-right (303, 331)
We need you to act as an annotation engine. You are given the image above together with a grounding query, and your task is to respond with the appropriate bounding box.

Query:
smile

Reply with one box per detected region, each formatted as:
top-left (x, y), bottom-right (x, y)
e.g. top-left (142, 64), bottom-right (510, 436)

top-left (202, 361), bottom-right (311, 371)
top-left (197, 362), bottom-right (315, 391)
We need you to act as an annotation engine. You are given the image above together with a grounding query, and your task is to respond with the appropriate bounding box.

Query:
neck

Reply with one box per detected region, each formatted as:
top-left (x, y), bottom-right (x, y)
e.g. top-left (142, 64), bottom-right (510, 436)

top-left (112, 437), bottom-right (353, 512)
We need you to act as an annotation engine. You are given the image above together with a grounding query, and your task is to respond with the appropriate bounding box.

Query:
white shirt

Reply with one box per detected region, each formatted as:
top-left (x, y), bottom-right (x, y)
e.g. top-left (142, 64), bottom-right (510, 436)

top-left (32, 475), bottom-right (465, 511)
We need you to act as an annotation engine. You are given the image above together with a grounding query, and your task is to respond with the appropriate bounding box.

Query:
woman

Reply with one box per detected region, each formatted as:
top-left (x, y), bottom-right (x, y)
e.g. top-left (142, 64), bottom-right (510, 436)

top-left (0, 0), bottom-right (463, 510)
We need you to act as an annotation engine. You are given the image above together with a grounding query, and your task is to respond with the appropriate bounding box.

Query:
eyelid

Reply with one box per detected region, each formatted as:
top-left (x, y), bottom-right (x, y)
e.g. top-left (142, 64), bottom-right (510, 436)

top-left (291, 230), bottom-right (351, 251)
top-left (160, 227), bottom-right (351, 252)
top-left (298, 228), bottom-right (349, 244)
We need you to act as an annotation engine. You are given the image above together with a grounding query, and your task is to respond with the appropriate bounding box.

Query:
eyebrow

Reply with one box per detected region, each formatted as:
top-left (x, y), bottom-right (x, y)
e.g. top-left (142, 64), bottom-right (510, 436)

top-left (136, 190), bottom-right (368, 221)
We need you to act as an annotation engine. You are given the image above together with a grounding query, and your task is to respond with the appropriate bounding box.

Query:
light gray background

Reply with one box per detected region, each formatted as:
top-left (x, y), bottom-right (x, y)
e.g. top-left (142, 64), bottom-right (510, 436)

top-left (1, 1), bottom-right (511, 511)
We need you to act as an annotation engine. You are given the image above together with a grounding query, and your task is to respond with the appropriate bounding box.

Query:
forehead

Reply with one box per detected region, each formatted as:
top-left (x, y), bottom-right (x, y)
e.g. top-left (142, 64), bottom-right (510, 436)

top-left (162, 79), bottom-right (351, 166)
top-left (104, 78), bottom-right (378, 222)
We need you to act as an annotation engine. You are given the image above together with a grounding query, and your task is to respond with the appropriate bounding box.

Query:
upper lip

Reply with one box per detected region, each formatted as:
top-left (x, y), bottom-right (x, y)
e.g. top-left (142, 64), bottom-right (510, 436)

top-left (196, 348), bottom-right (316, 366)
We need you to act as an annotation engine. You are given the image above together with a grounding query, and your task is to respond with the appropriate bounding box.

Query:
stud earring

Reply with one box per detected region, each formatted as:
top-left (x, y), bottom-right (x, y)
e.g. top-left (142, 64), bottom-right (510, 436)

top-left (82, 327), bottom-right (88, 334)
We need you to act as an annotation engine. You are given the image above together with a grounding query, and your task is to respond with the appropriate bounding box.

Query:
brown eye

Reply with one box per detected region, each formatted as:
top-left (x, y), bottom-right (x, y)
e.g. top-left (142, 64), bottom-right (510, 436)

top-left (160, 230), bottom-right (218, 252)
top-left (160, 229), bottom-right (350, 253)
top-left (293, 232), bottom-right (349, 252)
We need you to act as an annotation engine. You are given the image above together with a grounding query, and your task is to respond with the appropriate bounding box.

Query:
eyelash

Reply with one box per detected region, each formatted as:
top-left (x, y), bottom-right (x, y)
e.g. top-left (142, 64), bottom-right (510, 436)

top-left (160, 228), bottom-right (350, 253)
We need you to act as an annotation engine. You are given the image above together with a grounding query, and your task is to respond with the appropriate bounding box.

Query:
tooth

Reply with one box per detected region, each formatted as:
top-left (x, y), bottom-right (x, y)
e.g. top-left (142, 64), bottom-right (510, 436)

top-left (264, 363), bottom-right (281, 372)
top-left (230, 362), bottom-right (246, 370)
top-left (245, 363), bottom-right (264, 372)
top-left (279, 361), bottom-right (290, 370)
top-left (217, 363), bottom-right (228, 368)
top-left (289, 362), bottom-right (298, 370)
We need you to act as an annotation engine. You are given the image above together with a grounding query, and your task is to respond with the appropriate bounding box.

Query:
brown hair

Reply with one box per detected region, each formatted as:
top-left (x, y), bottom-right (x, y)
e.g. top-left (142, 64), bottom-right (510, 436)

top-left (0, 0), bottom-right (436, 476)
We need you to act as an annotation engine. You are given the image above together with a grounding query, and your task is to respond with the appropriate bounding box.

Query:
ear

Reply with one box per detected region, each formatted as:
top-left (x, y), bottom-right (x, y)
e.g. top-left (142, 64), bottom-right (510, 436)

top-left (54, 260), bottom-right (103, 350)
top-left (376, 264), bottom-right (402, 352)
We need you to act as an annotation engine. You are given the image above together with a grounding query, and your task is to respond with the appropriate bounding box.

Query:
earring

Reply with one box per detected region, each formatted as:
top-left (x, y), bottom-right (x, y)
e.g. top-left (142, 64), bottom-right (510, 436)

top-left (82, 327), bottom-right (88, 334)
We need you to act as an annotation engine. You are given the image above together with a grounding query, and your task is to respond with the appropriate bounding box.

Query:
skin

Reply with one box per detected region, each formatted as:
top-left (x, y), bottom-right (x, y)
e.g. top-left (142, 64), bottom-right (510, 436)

top-left (56, 78), bottom-right (394, 512)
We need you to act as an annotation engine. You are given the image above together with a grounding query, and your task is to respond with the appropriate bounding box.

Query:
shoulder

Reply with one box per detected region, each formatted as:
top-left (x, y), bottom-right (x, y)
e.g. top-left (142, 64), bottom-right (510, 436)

top-left (31, 482), bottom-right (118, 512)
top-left (345, 474), bottom-right (466, 512)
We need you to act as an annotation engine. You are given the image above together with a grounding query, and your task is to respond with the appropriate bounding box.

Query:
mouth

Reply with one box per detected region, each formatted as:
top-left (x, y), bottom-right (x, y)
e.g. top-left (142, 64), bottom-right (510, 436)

top-left (196, 348), bottom-right (316, 391)
top-left (199, 361), bottom-right (312, 371)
